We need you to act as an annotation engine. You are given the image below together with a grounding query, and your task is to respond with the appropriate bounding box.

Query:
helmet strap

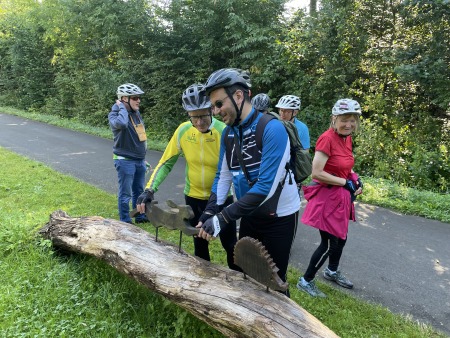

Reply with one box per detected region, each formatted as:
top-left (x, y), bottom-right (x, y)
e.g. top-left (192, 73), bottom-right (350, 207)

top-left (205, 110), bottom-right (213, 135)
top-left (225, 87), bottom-right (244, 127)
top-left (124, 97), bottom-right (136, 113)
top-left (289, 109), bottom-right (298, 122)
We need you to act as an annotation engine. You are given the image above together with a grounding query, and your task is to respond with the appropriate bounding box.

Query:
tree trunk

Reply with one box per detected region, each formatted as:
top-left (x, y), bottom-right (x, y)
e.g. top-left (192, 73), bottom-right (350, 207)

top-left (310, 0), bottom-right (317, 16)
top-left (39, 210), bottom-right (338, 338)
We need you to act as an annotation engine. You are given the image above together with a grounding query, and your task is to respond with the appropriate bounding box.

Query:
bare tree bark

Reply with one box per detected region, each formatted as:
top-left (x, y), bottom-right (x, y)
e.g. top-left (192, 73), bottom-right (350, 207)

top-left (40, 210), bottom-right (338, 338)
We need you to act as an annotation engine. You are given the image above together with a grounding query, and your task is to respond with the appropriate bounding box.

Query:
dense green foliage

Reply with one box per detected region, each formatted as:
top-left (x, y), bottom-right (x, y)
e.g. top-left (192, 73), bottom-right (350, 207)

top-left (0, 0), bottom-right (449, 192)
top-left (1, 147), bottom-right (446, 337)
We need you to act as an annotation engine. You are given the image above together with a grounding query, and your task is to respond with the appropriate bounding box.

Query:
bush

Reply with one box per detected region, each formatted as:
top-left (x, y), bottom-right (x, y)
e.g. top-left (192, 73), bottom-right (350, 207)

top-left (355, 115), bottom-right (450, 193)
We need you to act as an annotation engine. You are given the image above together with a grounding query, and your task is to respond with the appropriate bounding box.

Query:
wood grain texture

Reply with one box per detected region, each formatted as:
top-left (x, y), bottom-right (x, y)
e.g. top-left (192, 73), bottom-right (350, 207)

top-left (39, 210), bottom-right (339, 338)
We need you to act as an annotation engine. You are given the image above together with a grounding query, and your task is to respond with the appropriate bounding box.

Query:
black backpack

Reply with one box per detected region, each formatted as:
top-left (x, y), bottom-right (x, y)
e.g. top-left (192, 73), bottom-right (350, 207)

top-left (255, 112), bottom-right (312, 184)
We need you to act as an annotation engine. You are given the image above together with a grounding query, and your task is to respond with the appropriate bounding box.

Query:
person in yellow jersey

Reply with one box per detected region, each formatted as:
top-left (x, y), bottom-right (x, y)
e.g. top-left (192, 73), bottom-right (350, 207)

top-left (136, 83), bottom-right (239, 270)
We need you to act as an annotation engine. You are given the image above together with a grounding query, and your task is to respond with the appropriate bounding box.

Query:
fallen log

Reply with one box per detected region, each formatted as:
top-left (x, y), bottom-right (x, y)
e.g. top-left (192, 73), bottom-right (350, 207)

top-left (39, 210), bottom-right (338, 338)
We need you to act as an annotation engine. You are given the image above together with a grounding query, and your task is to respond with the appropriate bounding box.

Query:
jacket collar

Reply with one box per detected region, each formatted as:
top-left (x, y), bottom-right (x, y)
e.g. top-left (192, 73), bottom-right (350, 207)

top-left (239, 107), bottom-right (259, 129)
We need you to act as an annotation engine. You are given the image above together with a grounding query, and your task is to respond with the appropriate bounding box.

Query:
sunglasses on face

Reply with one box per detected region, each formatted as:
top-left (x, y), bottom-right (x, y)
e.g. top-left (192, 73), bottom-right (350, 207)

top-left (129, 96), bottom-right (141, 101)
top-left (211, 95), bottom-right (230, 109)
top-left (189, 114), bottom-right (210, 122)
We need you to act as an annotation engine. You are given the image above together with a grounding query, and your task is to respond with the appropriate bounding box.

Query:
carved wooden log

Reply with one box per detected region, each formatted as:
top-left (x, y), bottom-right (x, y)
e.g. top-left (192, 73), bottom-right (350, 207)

top-left (39, 210), bottom-right (338, 338)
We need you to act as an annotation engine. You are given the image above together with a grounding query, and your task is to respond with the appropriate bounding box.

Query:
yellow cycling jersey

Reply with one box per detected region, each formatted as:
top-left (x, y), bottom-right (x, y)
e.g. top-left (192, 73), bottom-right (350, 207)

top-left (145, 118), bottom-right (226, 200)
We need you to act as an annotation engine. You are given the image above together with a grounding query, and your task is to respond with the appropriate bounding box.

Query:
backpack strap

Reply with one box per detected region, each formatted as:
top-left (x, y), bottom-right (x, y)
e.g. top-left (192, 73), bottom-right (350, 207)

top-left (224, 126), bottom-right (234, 169)
top-left (232, 130), bottom-right (257, 187)
top-left (255, 113), bottom-right (277, 151)
top-left (255, 112), bottom-right (294, 185)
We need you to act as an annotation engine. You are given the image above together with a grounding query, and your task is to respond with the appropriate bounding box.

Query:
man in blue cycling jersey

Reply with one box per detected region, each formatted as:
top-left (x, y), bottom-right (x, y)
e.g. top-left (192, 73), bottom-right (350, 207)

top-left (197, 68), bottom-right (300, 294)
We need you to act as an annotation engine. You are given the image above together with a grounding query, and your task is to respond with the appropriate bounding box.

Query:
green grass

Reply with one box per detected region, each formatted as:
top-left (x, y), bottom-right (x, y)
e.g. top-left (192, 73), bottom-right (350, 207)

top-left (0, 147), bottom-right (446, 337)
top-left (0, 148), bottom-right (221, 337)
top-left (358, 177), bottom-right (450, 223)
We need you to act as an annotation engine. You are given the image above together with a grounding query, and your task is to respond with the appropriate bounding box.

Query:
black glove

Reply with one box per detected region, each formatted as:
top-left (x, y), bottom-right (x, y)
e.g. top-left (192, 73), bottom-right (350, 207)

top-left (198, 211), bottom-right (214, 224)
top-left (343, 180), bottom-right (357, 194)
top-left (137, 189), bottom-right (154, 205)
top-left (201, 213), bottom-right (228, 237)
top-left (199, 202), bottom-right (224, 223)
top-left (357, 177), bottom-right (364, 189)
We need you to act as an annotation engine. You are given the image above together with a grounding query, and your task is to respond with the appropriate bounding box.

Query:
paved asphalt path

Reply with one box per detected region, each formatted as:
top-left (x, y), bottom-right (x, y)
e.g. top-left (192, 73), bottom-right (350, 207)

top-left (1, 113), bottom-right (449, 336)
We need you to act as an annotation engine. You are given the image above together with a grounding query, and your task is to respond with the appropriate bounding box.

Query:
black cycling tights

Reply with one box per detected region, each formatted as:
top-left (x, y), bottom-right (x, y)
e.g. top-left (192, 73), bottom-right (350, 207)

top-left (185, 195), bottom-right (239, 271)
top-left (238, 211), bottom-right (299, 284)
top-left (303, 230), bottom-right (347, 282)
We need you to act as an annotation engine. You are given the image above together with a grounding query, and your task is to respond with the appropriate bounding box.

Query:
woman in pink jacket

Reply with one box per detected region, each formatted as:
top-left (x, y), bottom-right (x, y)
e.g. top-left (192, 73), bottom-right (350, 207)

top-left (296, 99), bottom-right (363, 298)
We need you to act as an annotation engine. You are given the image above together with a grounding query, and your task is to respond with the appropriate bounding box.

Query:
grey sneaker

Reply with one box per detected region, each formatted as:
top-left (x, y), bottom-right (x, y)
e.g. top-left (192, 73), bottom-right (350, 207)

top-left (296, 277), bottom-right (326, 298)
top-left (323, 267), bottom-right (354, 289)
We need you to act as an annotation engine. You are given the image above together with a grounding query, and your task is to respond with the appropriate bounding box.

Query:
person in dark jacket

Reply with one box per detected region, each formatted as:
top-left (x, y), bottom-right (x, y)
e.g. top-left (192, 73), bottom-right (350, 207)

top-left (297, 98), bottom-right (363, 298)
top-left (108, 83), bottom-right (148, 224)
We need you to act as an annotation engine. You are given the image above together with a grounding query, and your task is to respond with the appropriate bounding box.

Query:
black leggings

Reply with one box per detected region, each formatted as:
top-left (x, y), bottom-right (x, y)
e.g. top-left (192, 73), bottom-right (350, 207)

top-left (303, 230), bottom-right (347, 282)
top-left (185, 195), bottom-right (239, 271)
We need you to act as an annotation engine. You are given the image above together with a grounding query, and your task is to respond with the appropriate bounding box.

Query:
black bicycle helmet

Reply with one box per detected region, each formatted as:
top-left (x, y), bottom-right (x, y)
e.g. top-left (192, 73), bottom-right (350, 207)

top-left (204, 68), bottom-right (251, 95)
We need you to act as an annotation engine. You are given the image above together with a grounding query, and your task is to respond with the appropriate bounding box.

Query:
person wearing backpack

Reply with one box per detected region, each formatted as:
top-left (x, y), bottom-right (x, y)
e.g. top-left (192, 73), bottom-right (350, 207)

top-left (273, 95), bottom-right (312, 191)
top-left (135, 83), bottom-right (239, 271)
top-left (275, 95), bottom-right (310, 150)
top-left (296, 99), bottom-right (364, 298)
top-left (196, 68), bottom-right (300, 294)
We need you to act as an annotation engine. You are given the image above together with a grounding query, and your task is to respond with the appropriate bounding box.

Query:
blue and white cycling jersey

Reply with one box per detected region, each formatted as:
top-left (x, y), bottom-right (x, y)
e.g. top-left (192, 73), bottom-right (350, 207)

top-left (213, 108), bottom-right (300, 220)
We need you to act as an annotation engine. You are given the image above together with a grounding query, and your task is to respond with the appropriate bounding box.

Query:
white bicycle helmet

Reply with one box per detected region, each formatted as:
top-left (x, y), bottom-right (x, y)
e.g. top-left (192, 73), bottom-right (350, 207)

top-left (182, 84), bottom-right (211, 111)
top-left (275, 95), bottom-right (301, 110)
top-left (332, 99), bottom-right (362, 115)
top-left (251, 93), bottom-right (271, 111)
top-left (117, 83), bottom-right (144, 99)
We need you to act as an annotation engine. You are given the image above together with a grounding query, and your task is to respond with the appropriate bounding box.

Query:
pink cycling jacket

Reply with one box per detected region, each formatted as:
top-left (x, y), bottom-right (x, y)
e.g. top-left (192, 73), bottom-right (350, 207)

top-left (301, 182), bottom-right (356, 240)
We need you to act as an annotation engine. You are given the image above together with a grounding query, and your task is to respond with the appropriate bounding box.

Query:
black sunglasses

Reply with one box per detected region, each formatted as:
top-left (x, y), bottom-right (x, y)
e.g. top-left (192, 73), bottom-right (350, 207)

top-left (211, 95), bottom-right (230, 109)
top-left (129, 96), bottom-right (141, 101)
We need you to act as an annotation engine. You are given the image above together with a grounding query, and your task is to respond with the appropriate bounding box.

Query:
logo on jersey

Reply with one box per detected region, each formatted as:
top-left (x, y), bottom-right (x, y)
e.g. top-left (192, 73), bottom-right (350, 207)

top-left (186, 133), bottom-right (197, 143)
top-left (228, 133), bottom-right (261, 170)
